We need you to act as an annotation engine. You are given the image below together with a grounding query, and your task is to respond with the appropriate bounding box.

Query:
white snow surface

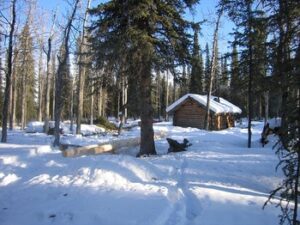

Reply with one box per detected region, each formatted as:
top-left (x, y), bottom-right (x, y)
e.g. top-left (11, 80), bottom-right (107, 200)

top-left (0, 121), bottom-right (286, 225)
top-left (25, 121), bottom-right (105, 136)
top-left (166, 93), bottom-right (242, 114)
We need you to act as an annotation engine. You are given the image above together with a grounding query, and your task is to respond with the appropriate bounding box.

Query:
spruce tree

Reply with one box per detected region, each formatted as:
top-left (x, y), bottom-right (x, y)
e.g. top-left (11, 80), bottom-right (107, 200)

top-left (189, 23), bottom-right (204, 94)
top-left (204, 43), bottom-right (210, 93)
top-left (16, 22), bottom-right (36, 128)
top-left (262, 1), bottom-right (300, 224)
top-left (221, 0), bottom-right (263, 147)
top-left (89, 0), bottom-right (199, 156)
top-left (229, 41), bottom-right (241, 106)
top-left (53, 0), bottom-right (79, 146)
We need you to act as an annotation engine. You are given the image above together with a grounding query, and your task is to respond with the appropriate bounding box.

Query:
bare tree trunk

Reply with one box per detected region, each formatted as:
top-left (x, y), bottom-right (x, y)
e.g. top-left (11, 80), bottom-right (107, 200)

top-left (165, 70), bottom-right (169, 121)
top-left (121, 74), bottom-right (127, 123)
top-left (9, 59), bottom-right (16, 130)
top-left (53, 0), bottom-right (79, 147)
top-left (52, 52), bottom-right (56, 120)
top-left (102, 88), bottom-right (107, 116)
top-left (172, 73), bottom-right (176, 103)
top-left (44, 12), bottom-right (56, 133)
top-left (264, 91), bottom-right (269, 124)
top-left (0, 34), bottom-right (2, 111)
top-left (21, 73), bottom-right (26, 130)
top-left (247, 1), bottom-right (253, 148)
top-left (76, 0), bottom-right (91, 134)
top-left (38, 48), bottom-right (43, 122)
top-left (2, 0), bottom-right (16, 142)
top-left (205, 8), bottom-right (222, 130)
top-left (293, 153), bottom-right (300, 225)
top-left (117, 76), bottom-right (120, 118)
top-left (98, 85), bottom-right (102, 117)
top-left (70, 77), bottom-right (74, 132)
top-left (90, 79), bottom-right (94, 125)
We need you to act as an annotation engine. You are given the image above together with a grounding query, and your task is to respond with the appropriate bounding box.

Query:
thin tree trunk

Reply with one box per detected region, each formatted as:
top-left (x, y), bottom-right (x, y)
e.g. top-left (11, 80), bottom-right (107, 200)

top-left (102, 89), bottom-right (107, 117)
top-left (173, 77), bottom-right (176, 103)
top-left (0, 33), bottom-right (2, 110)
top-left (21, 73), bottom-right (27, 130)
top-left (8, 42), bottom-right (16, 130)
top-left (205, 8), bottom-right (222, 130)
top-left (247, 1), bottom-right (253, 148)
top-left (165, 70), bottom-right (169, 121)
top-left (52, 52), bottom-right (56, 120)
top-left (38, 48), bottom-right (43, 122)
top-left (293, 153), bottom-right (300, 225)
top-left (98, 85), bottom-right (102, 117)
top-left (70, 78), bottom-right (74, 132)
top-left (9, 62), bottom-right (16, 130)
top-left (264, 91), bottom-right (269, 124)
top-left (76, 0), bottom-right (91, 134)
top-left (1, 0), bottom-right (16, 142)
top-left (121, 74), bottom-right (127, 123)
top-left (90, 79), bottom-right (94, 125)
top-left (44, 12), bottom-right (56, 133)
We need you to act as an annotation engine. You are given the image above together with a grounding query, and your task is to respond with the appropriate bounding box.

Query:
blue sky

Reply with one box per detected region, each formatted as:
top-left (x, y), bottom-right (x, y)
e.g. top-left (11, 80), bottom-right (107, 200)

top-left (38, 0), bottom-right (235, 54)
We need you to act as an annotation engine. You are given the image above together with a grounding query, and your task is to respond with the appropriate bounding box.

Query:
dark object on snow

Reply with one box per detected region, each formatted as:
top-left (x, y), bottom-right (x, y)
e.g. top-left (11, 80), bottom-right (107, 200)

top-left (261, 123), bottom-right (271, 147)
top-left (167, 138), bottom-right (192, 153)
top-left (260, 123), bottom-right (282, 147)
top-left (47, 127), bottom-right (63, 135)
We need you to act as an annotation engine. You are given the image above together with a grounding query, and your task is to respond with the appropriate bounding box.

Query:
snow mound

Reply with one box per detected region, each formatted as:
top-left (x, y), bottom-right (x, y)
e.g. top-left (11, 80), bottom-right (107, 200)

top-left (80, 124), bottom-right (105, 136)
top-left (0, 173), bottom-right (20, 186)
top-left (25, 121), bottom-right (44, 133)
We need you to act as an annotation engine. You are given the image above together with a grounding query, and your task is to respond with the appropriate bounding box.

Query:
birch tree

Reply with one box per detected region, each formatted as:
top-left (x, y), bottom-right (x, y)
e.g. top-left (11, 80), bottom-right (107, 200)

top-left (204, 7), bottom-right (223, 130)
top-left (1, 0), bottom-right (17, 142)
top-left (76, 0), bottom-right (91, 134)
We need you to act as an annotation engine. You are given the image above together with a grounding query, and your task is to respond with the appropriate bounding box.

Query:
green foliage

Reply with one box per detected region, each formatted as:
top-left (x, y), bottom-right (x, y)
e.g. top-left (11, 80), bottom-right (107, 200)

top-left (15, 23), bottom-right (37, 122)
top-left (204, 43), bottom-right (210, 93)
top-left (189, 24), bottom-right (204, 94)
top-left (89, 0), bottom-right (200, 155)
top-left (95, 116), bottom-right (117, 130)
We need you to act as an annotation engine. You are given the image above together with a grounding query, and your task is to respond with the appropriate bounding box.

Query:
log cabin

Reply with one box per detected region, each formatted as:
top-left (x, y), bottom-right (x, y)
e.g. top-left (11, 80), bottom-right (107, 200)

top-left (166, 94), bottom-right (242, 130)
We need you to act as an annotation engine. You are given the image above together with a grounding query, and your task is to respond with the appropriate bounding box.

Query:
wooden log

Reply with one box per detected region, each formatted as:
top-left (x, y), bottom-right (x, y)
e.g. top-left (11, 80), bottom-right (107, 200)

top-left (62, 131), bottom-right (166, 157)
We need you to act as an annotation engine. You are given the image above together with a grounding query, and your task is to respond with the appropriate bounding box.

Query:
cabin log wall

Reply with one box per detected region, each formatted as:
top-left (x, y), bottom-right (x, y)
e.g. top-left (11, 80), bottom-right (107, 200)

top-left (172, 98), bottom-right (236, 130)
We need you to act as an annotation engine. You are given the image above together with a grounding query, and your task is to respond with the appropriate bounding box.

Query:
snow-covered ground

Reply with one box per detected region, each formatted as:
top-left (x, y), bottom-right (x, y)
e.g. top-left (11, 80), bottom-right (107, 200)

top-left (0, 121), bottom-right (284, 225)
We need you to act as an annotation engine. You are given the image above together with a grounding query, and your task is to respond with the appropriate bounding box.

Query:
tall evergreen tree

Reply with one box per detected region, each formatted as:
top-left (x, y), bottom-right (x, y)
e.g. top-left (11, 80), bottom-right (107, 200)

top-left (229, 41), bottom-right (242, 105)
top-left (204, 42), bottom-right (210, 93)
top-left (221, 0), bottom-right (263, 147)
top-left (53, 0), bottom-right (80, 146)
top-left (189, 23), bottom-right (204, 94)
top-left (15, 22), bottom-right (36, 128)
top-left (262, 1), bottom-right (300, 225)
top-left (219, 54), bottom-right (230, 98)
top-left (90, 0), bottom-right (199, 156)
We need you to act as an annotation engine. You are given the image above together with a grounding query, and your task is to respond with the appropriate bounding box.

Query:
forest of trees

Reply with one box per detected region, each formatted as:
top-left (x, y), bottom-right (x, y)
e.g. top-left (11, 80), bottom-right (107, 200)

top-left (0, 0), bottom-right (299, 224)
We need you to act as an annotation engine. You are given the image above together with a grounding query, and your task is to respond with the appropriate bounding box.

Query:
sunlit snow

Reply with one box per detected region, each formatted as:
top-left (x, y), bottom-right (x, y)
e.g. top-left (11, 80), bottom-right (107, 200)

top-left (0, 121), bottom-right (285, 225)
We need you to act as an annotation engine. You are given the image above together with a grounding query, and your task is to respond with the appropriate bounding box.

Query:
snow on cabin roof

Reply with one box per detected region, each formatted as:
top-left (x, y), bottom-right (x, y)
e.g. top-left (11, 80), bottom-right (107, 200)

top-left (166, 93), bottom-right (242, 114)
